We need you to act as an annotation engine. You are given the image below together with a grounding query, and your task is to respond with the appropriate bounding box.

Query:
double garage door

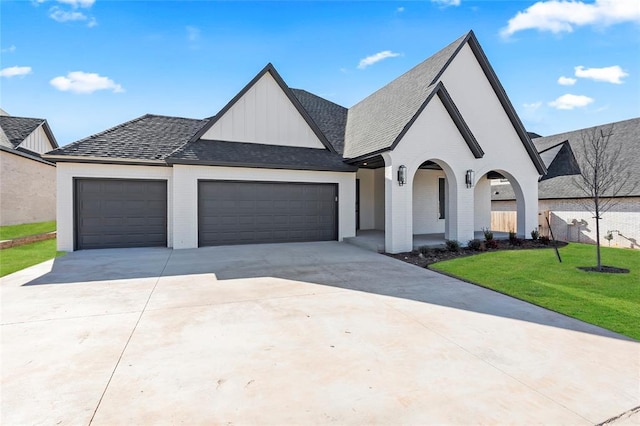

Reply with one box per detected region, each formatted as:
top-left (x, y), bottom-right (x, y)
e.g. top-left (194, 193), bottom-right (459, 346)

top-left (75, 179), bottom-right (337, 249)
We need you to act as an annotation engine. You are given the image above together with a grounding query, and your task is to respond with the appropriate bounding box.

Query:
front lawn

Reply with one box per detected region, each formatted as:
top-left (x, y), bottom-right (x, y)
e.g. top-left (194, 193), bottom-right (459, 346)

top-left (0, 239), bottom-right (65, 278)
top-left (430, 243), bottom-right (640, 340)
top-left (0, 221), bottom-right (56, 240)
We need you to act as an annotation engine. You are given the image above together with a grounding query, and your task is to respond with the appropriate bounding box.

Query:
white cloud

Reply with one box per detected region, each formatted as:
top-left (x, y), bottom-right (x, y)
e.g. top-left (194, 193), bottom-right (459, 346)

top-left (1, 45), bottom-right (17, 53)
top-left (0, 66), bottom-right (32, 78)
top-left (397, 6), bottom-right (405, 13)
top-left (431, 0), bottom-right (461, 6)
top-left (186, 26), bottom-right (200, 42)
top-left (557, 76), bottom-right (577, 86)
top-left (357, 51), bottom-right (401, 69)
top-left (49, 6), bottom-right (87, 22)
top-left (57, 0), bottom-right (95, 7)
top-left (501, 0), bottom-right (640, 38)
top-left (548, 94), bottom-right (594, 110)
top-left (574, 65), bottom-right (628, 84)
top-left (50, 71), bottom-right (124, 94)
top-left (523, 101), bottom-right (543, 110)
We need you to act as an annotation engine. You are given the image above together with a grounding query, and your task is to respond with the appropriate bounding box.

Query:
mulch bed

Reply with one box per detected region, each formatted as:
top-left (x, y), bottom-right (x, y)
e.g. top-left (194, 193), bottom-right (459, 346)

top-left (577, 265), bottom-right (630, 274)
top-left (386, 239), bottom-right (568, 268)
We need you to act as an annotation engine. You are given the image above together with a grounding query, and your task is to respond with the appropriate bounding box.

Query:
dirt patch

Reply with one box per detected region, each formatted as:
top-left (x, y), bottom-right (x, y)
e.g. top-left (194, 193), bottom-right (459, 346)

top-left (386, 239), bottom-right (568, 268)
top-left (577, 265), bottom-right (630, 274)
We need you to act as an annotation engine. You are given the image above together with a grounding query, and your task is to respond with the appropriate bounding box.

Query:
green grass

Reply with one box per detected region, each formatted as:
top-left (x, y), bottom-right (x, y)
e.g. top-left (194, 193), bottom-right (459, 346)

top-left (0, 221), bottom-right (56, 240)
top-left (0, 239), bottom-right (65, 277)
top-left (430, 243), bottom-right (640, 340)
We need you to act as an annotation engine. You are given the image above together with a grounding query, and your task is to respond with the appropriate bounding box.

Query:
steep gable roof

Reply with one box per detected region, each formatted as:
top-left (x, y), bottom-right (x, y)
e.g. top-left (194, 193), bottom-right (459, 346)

top-left (343, 31), bottom-right (546, 175)
top-left (45, 114), bottom-right (207, 163)
top-left (0, 116), bottom-right (58, 149)
top-left (291, 89), bottom-right (347, 155)
top-left (344, 33), bottom-right (468, 159)
top-left (493, 117), bottom-right (640, 200)
top-left (190, 64), bottom-right (337, 153)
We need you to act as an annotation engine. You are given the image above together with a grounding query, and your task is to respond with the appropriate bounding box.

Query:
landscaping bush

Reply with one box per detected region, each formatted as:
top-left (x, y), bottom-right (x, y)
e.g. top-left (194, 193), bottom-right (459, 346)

top-left (445, 240), bottom-right (461, 252)
top-left (485, 239), bottom-right (499, 249)
top-left (467, 239), bottom-right (483, 251)
top-left (508, 231), bottom-right (517, 243)
top-left (531, 228), bottom-right (540, 240)
top-left (482, 227), bottom-right (494, 241)
top-left (539, 235), bottom-right (551, 245)
top-left (510, 237), bottom-right (524, 246)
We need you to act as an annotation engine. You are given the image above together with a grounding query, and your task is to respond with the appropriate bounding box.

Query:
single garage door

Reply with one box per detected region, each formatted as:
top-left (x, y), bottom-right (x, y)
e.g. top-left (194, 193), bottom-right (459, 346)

top-left (75, 179), bottom-right (167, 250)
top-left (199, 181), bottom-right (337, 246)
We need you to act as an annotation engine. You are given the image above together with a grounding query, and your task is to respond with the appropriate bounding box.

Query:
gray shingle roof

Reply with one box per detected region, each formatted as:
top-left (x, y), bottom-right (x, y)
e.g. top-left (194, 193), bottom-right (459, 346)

top-left (167, 139), bottom-right (355, 172)
top-left (0, 116), bottom-right (45, 148)
top-left (291, 89), bottom-right (347, 155)
top-left (46, 114), bottom-right (207, 161)
top-left (493, 117), bottom-right (640, 200)
top-left (343, 33), bottom-right (468, 159)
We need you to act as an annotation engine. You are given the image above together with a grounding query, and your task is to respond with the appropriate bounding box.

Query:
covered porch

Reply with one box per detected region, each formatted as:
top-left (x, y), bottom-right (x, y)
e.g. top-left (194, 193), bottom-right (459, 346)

top-left (344, 230), bottom-right (510, 253)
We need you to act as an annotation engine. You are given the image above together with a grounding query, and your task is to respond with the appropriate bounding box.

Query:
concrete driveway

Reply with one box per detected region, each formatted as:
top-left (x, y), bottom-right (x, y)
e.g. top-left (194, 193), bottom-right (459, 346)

top-left (1, 242), bottom-right (638, 425)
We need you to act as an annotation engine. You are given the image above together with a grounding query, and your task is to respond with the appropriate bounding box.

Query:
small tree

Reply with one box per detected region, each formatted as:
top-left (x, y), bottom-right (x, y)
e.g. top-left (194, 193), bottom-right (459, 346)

top-left (572, 125), bottom-right (632, 270)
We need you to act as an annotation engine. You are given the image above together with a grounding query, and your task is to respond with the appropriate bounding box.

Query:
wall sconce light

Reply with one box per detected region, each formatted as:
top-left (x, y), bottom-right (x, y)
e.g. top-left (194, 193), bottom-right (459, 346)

top-left (465, 169), bottom-right (475, 188)
top-left (398, 165), bottom-right (407, 186)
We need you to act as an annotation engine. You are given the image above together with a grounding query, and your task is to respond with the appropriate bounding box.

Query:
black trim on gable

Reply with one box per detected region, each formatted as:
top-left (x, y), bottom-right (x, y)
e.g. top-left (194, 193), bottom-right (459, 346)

top-left (189, 63), bottom-right (337, 154)
top-left (385, 81), bottom-right (483, 160)
top-left (41, 120), bottom-right (59, 149)
top-left (443, 31), bottom-right (546, 175)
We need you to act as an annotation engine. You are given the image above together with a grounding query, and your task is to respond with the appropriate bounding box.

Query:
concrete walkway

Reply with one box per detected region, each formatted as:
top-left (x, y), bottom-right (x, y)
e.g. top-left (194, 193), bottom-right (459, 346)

top-left (1, 242), bottom-right (638, 425)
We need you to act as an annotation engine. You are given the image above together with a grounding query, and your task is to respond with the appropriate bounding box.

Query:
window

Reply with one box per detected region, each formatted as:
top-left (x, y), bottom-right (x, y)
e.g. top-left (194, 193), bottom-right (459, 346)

top-left (438, 177), bottom-right (446, 219)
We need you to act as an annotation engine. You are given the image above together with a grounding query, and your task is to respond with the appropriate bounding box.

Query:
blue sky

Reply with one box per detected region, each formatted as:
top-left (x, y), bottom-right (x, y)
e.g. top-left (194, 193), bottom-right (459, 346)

top-left (1, 0), bottom-right (639, 146)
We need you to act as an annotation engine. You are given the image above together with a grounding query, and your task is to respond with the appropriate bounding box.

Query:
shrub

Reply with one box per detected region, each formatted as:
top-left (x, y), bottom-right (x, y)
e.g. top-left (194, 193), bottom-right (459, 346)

top-left (510, 237), bottom-right (524, 246)
top-left (531, 228), bottom-right (540, 240)
top-left (485, 239), bottom-right (499, 249)
top-left (539, 235), bottom-right (551, 245)
top-left (445, 239), bottom-right (461, 252)
top-left (467, 239), bottom-right (483, 251)
top-left (482, 227), bottom-right (494, 241)
top-left (508, 231), bottom-right (517, 244)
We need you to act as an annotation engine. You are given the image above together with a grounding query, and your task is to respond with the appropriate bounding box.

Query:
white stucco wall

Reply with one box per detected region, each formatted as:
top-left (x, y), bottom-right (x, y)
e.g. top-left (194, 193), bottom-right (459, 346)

top-left (412, 169), bottom-right (446, 234)
top-left (0, 151), bottom-right (56, 226)
top-left (356, 169), bottom-right (375, 230)
top-left (55, 163), bottom-right (173, 252)
top-left (373, 168), bottom-right (385, 230)
top-left (493, 198), bottom-right (640, 249)
top-left (202, 72), bottom-right (325, 149)
top-left (172, 165), bottom-right (355, 249)
top-left (474, 175), bottom-right (492, 232)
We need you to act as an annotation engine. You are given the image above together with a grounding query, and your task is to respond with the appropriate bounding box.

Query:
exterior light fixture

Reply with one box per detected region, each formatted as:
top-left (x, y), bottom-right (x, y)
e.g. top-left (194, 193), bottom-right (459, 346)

top-left (398, 165), bottom-right (407, 186)
top-left (465, 169), bottom-right (475, 188)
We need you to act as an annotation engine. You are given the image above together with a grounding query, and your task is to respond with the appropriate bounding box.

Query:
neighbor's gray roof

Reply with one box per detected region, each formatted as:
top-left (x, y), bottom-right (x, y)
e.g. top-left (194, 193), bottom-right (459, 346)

top-left (291, 89), bottom-right (347, 155)
top-left (343, 33), bottom-right (468, 159)
top-left (46, 114), bottom-right (208, 162)
top-left (493, 117), bottom-right (640, 200)
top-left (167, 139), bottom-right (356, 172)
top-left (0, 116), bottom-right (46, 148)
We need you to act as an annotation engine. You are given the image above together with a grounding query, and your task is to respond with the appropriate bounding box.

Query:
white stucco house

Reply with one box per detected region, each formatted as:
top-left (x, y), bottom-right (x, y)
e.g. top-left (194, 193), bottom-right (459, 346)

top-left (44, 31), bottom-right (545, 253)
top-left (493, 117), bottom-right (640, 249)
top-left (0, 111), bottom-right (58, 226)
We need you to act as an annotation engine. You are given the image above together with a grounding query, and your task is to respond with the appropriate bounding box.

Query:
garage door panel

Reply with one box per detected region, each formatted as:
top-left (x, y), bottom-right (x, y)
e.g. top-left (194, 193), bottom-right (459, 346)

top-left (76, 179), bottom-right (167, 250)
top-left (199, 181), bottom-right (337, 246)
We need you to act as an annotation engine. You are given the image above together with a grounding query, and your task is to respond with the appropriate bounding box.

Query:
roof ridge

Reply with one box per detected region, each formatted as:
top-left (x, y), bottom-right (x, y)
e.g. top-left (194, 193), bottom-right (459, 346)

top-left (291, 89), bottom-right (348, 110)
top-left (0, 115), bottom-right (45, 122)
top-left (536, 116), bottom-right (640, 140)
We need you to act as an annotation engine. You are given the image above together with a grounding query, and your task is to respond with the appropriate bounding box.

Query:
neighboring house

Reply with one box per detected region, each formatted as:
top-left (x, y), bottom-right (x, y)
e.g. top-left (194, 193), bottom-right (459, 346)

top-left (44, 31), bottom-right (545, 253)
top-left (492, 117), bottom-right (640, 249)
top-left (0, 112), bottom-right (58, 226)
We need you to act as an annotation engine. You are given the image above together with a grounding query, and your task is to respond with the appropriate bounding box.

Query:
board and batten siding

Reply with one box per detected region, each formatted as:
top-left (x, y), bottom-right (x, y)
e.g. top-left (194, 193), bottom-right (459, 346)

top-left (201, 72), bottom-right (326, 149)
top-left (18, 125), bottom-right (55, 155)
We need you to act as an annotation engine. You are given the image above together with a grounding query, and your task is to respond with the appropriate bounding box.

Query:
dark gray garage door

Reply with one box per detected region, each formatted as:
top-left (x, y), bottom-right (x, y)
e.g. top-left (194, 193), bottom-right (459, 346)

top-left (199, 181), bottom-right (337, 246)
top-left (75, 179), bottom-right (167, 250)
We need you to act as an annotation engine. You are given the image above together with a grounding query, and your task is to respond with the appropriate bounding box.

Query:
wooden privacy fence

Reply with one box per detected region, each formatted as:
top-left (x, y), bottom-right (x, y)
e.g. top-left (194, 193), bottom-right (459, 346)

top-left (490, 210), bottom-right (550, 236)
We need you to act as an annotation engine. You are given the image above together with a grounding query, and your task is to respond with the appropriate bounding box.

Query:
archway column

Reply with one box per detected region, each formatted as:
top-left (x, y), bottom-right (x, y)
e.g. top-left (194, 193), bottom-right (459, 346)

top-left (517, 174), bottom-right (539, 239)
top-left (382, 152), bottom-right (413, 254)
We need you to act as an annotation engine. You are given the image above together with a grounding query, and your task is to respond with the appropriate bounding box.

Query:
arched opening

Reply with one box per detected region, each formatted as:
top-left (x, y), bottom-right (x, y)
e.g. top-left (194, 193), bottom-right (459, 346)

top-left (411, 159), bottom-right (457, 248)
top-left (479, 169), bottom-right (530, 239)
